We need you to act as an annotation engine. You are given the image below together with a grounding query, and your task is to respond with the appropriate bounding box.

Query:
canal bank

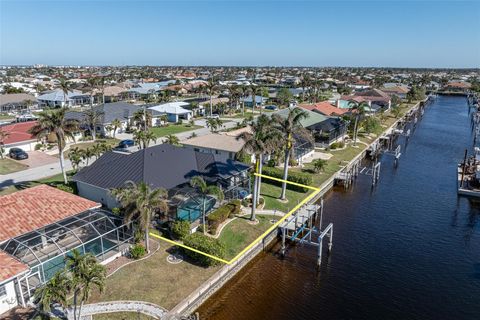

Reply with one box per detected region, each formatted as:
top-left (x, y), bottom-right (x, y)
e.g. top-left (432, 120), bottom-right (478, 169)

top-left (196, 95), bottom-right (480, 320)
top-left (167, 100), bottom-right (427, 317)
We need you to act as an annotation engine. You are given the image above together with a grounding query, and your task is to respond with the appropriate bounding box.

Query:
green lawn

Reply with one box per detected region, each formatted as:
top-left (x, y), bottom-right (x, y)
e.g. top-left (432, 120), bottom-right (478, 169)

top-left (150, 124), bottom-right (202, 138)
top-left (0, 171), bottom-right (75, 195)
top-left (218, 215), bottom-right (274, 259)
top-left (71, 138), bottom-right (120, 151)
top-left (94, 312), bottom-right (155, 320)
top-left (0, 158), bottom-right (28, 175)
top-left (259, 181), bottom-right (310, 213)
top-left (88, 247), bottom-right (220, 310)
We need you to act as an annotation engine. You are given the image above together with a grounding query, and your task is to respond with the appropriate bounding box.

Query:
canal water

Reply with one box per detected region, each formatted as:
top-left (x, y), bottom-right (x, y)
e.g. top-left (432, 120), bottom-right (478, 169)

top-left (197, 95), bottom-right (480, 320)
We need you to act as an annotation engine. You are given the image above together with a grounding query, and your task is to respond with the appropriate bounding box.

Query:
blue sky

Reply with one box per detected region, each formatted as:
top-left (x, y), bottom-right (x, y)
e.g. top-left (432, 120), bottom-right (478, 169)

top-left (1, 0), bottom-right (479, 67)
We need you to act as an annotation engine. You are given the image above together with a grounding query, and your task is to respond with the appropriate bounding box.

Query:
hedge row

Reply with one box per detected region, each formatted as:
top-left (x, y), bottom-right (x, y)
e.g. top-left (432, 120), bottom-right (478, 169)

top-left (207, 200), bottom-right (242, 234)
top-left (261, 166), bottom-right (312, 192)
top-left (182, 233), bottom-right (226, 266)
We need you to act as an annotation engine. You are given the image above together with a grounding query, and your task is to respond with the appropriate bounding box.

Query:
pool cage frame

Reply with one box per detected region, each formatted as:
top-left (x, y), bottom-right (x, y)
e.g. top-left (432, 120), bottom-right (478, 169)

top-left (0, 209), bottom-right (134, 301)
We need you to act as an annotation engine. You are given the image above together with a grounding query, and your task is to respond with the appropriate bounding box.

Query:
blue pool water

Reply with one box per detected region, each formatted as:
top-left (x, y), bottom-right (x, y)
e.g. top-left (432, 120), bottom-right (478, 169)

top-left (177, 196), bottom-right (216, 222)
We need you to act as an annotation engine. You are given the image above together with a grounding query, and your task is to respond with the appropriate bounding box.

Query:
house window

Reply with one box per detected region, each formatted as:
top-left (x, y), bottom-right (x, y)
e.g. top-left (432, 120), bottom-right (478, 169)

top-left (0, 284), bottom-right (6, 297)
top-left (215, 150), bottom-right (220, 155)
top-left (194, 148), bottom-right (199, 152)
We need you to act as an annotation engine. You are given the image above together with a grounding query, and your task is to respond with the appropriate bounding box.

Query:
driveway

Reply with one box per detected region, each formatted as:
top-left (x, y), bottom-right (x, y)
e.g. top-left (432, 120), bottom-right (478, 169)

top-left (13, 151), bottom-right (59, 168)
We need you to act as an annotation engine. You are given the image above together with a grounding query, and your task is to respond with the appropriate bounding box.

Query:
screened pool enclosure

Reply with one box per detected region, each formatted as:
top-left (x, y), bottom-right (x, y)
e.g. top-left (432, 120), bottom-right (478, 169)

top-left (0, 209), bottom-right (133, 301)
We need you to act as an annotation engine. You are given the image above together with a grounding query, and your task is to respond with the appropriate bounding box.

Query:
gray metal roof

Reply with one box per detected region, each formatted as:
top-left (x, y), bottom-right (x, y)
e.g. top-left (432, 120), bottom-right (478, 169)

top-left (65, 102), bottom-right (143, 125)
top-left (72, 144), bottom-right (250, 191)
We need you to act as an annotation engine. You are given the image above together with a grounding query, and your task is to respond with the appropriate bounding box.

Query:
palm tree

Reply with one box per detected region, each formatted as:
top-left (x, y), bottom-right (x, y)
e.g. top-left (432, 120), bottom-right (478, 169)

top-left (83, 109), bottom-right (104, 142)
top-left (86, 77), bottom-right (97, 108)
top-left (58, 78), bottom-right (71, 108)
top-left (112, 181), bottom-right (168, 253)
top-left (237, 114), bottom-right (280, 220)
top-left (272, 108), bottom-right (311, 200)
top-left (249, 85), bottom-right (260, 114)
top-left (347, 100), bottom-right (369, 146)
top-left (82, 147), bottom-right (94, 166)
top-left (65, 249), bottom-right (106, 320)
top-left (206, 79), bottom-right (217, 117)
top-left (133, 129), bottom-right (157, 149)
top-left (164, 134), bottom-right (180, 145)
top-left (206, 118), bottom-right (222, 132)
top-left (29, 109), bottom-right (79, 184)
top-left (300, 74), bottom-right (311, 102)
top-left (190, 176), bottom-right (224, 234)
top-left (312, 159), bottom-right (327, 173)
top-left (34, 270), bottom-right (71, 317)
top-left (97, 76), bottom-right (106, 104)
top-left (111, 118), bottom-right (122, 138)
top-left (239, 85), bottom-right (247, 115)
top-left (91, 143), bottom-right (103, 160)
top-left (68, 147), bottom-right (83, 171)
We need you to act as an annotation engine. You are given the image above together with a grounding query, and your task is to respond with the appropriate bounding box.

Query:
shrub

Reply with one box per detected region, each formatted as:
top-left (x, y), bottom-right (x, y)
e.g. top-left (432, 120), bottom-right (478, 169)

top-left (228, 199), bottom-right (241, 215)
top-left (288, 157), bottom-right (298, 167)
top-left (207, 205), bottom-right (231, 232)
top-left (52, 183), bottom-right (76, 194)
top-left (182, 233), bottom-right (225, 266)
top-left (330, 141), bottom-right (345, 149)
top-left (111, 207), bottom-right (121, 215)
top-left (34, 143), bottom-right (43, 151)
top-left (129, 244), bottom-right (146, 259)
top-left (261, 166), bottom-right (312, 192)
top-left (171, 220), bottom-right (191, 240)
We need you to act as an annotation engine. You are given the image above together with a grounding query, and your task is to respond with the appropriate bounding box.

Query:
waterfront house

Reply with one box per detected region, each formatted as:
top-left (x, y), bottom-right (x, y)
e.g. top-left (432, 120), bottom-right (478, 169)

top-left (0, 185), bottom-right (133, 316)
top-left (271, 107), bottom-right (347, 149)
top-left (299, 101), bottom-right (349, 117)
top-left (241, 95), bottom-right (267, 108)
top-left (337, 88), bottom-right (391, 113)
top-left (72, 144), bottom-right (251, 222)
top-left (182, 132), bottom-right (246, 162)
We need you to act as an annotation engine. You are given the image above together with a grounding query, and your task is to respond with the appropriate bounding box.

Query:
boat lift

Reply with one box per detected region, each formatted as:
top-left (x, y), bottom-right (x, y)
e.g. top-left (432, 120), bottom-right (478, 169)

top-left (279, 200), bottom-right (333, 267)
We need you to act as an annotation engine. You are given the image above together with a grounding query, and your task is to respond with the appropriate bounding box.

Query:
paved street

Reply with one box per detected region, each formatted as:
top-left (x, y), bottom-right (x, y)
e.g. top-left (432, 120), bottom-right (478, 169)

top-left (0, 119), bottom-right (243, 189)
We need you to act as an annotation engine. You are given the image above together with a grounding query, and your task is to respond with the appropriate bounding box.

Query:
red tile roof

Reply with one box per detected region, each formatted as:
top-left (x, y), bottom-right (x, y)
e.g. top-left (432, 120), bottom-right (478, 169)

top-left (0, 185), bottom-right (100, 242)
top-left (0, 251), bottom-right (28, 282)
top-left (300, 102), bottom-right (349, 116)
top-left (0, 121), bottom-right (37, 145)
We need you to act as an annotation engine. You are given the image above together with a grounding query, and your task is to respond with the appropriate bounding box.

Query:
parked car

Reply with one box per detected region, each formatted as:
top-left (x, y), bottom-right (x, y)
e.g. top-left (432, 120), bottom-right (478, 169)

top-left (207, 114), bottom-right (220, 119)
top-left (9, 148), bottom-right (29, 160)
top-left (264, 105), bottom-right (278, 111)
top-left (117, 139), bottom-right (135, 149)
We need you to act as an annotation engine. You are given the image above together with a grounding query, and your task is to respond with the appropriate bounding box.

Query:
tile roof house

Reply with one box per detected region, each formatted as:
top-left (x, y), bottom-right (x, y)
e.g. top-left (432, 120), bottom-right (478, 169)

top-left (0, 121), bottom-right (38, 152)
top-left (299, 101), bottom-right (349, 116)
top-left (72, 144), bottom-right (251, 217)
top-left (338, 88), bottom-right (392, 112)
top-left (0, 185), bottom-right (127, 315)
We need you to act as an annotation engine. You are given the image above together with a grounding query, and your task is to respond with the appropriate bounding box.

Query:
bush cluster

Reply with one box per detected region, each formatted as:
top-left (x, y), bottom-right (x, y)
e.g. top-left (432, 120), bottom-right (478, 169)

top-left (129, 244), bottom-right (146, 259)
top-left (330, 141), bottom-right (345, 149)
top-left (182, 233), bottom-right (225, 266)
top-left (171, 220), bottom-right (191, 240)
top-left (261, 167), bottom-right (312, 192)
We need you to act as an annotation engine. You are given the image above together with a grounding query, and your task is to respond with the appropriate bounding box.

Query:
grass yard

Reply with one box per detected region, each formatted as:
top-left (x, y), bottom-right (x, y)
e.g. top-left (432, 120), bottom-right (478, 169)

top-left (94, 313), bottom-right (155, 320)
top-left (88, 247), bottom-right (220, 310)
top-left (218, 215), bottom-right (274, 259)
top-left (0, 158), bottom-right (28, 175)
top-left (150, 124), bottom-right (202, 138)
top-left (0, 171), bottom-right (75, 195)
top-left (259, 181), bottom-right (310, 213)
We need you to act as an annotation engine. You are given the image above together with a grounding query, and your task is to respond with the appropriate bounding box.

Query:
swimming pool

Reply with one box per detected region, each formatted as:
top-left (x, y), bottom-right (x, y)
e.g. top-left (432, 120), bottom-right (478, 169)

top-left (177, 196), bottom-right (216, 222)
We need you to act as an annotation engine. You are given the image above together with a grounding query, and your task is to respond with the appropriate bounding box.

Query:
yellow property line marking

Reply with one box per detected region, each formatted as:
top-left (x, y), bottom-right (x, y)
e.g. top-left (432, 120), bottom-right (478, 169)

top-left (150, 174), bottom-right (321, 265)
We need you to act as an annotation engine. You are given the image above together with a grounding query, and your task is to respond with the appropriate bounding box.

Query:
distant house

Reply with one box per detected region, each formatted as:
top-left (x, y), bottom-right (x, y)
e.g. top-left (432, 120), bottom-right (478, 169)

top-left (241, 95), bottom-right (267, 107)
top-left (127, 81), bottom-right (175, 100)
top-left (72, 144), bottom-right (251, 222)
top-left (0, 121), bottom-right (38, 153)
top-left (337, 88), bottom-right (391, 113)
top-left (444, 81), bottom-right (471, 93)
top-left (380, 85), bottom-right (409, 99)
top-left (299, 101), bottom-right (349, 117)
top-left (148, 102), bottom-right (192, 124)
top-left (182, 133), bottom-right (245, 162)
top-left (271, 107), bottom-right (347, 148)
top-left (37, 90), bottom-right (90, 108)
top-left (0, 94), bottom-right (37, 113)
top-left (0, 185), bottom-right (131, 315)
top-left (99, 86), bottom-right (128, 103)
top-left (65, 102), bottom-right (143, 137)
